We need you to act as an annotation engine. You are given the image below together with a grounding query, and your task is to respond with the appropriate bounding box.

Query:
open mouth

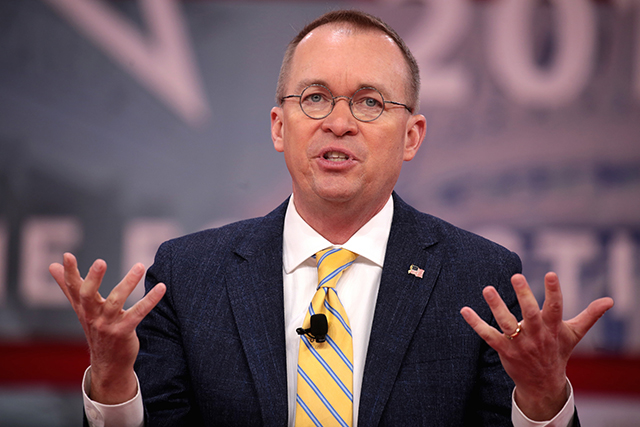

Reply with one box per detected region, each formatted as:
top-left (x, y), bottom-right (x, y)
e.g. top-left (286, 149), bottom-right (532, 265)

top-left (323, 151), bottom-right (350, 162)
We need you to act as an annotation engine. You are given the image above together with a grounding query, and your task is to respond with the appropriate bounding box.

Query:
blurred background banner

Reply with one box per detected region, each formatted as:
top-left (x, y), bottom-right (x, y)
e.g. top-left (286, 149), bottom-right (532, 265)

top-left (0, 0), bottom-right (639, 425)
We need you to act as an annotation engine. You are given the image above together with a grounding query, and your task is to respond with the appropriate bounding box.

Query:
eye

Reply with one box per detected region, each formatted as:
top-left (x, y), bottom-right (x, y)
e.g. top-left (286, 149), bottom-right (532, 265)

top-left (354, 95), bottom-right (382, 110)
top-left (363, 97), bottom-right (381, 108)
top-left (308, 93), bottom-right (324, 103)
top-left (301, 87), bottom-right (331, 105)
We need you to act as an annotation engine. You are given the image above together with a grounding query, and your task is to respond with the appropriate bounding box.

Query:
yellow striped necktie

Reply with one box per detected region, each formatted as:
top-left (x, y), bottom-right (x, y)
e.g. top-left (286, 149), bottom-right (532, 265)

top-left (295, 247), bottom-right (357, 427)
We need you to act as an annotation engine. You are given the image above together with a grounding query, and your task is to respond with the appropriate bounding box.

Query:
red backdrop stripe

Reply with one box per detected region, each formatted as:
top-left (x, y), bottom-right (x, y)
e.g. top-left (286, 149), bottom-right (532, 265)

top-left (0, 342), bottom-right (638, 395)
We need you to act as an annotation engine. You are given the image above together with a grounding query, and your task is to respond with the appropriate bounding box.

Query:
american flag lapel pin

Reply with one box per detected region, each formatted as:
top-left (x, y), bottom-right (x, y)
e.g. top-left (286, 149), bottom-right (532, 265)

top-left (408, 264), bottom-right (424, 278)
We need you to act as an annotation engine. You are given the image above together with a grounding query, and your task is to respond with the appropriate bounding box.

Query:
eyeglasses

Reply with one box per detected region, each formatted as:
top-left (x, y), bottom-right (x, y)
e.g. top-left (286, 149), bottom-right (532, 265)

top-left (280, 84), bottom-right (413, 122)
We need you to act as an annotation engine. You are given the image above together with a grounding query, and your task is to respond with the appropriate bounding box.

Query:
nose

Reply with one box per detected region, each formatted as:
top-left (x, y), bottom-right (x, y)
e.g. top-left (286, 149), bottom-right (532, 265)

top-left (321, 97), bottom-right (358, 136)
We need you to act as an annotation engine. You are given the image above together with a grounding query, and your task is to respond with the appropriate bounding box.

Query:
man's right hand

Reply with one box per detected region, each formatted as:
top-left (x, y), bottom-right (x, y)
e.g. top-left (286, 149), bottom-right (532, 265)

top-left (49, 253), bottom-right (166, 404)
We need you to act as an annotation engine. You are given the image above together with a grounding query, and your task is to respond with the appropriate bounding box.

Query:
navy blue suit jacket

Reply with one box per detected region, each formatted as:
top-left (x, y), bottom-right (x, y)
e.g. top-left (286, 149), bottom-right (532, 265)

top-left (136, 193), bottom-right (524, 426)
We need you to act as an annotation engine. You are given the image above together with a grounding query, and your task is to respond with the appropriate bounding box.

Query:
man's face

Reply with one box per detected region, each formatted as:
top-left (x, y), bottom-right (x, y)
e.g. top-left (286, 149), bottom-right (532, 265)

top-left (271, 25), bottom-right (426, 215)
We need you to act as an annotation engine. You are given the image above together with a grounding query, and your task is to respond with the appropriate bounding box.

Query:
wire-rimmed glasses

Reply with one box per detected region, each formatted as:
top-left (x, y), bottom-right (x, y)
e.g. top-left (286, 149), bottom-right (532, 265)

top-left (280, 84), bottom-right (412, 122)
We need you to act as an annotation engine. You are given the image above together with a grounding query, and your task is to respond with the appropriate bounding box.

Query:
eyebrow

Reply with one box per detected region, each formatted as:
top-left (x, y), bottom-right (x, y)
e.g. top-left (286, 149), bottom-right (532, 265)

top-left (293, 79), bottom-right (329, 93)
top-left (293, 79), bottom-right (394, 98)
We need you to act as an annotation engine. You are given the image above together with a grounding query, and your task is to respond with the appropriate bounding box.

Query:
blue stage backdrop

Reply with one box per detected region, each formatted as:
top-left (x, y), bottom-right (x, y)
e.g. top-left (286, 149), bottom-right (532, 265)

top-left (0, 0), bottom-right (639, 398)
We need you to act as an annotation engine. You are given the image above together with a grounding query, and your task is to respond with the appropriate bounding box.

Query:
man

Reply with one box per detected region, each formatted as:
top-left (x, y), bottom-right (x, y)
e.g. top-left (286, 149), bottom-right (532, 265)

top-left (50, 10), bottom-right (613, 427)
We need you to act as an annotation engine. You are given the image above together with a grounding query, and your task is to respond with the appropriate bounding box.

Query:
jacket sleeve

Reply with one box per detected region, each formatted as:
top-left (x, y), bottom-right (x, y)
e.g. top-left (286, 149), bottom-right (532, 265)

top-left (462, 249), bottom-right (522, 425)
top-left (135, 240), bottom-right (204, 426)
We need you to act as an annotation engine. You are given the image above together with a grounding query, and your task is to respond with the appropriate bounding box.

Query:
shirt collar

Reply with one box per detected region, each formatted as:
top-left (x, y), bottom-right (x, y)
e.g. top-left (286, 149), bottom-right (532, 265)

top-left (282, 194), bottom-right (394, 273)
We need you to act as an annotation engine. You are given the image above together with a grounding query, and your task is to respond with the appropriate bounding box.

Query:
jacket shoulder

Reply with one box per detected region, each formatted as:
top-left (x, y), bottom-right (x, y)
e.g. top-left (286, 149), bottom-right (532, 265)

top-left (396, 194), bottom-right (514, 252)
top-left (392, 192), bottom-right (521, 272)
top-left (159, 198), bottom-right (288, 257)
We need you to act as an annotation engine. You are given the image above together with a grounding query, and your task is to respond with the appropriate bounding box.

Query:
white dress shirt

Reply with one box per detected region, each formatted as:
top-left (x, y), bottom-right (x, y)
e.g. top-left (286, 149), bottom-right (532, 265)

top-left (282, 194), bottom-right (393, 425)
top-left (83, 195), bottom-right (575, 427)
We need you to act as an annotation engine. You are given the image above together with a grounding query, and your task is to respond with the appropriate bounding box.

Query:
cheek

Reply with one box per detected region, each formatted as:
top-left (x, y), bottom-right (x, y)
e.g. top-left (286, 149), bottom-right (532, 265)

top-left (373, 129), bottom-right (406, 160)
top-left (282, 138), bottom-right (311, 175)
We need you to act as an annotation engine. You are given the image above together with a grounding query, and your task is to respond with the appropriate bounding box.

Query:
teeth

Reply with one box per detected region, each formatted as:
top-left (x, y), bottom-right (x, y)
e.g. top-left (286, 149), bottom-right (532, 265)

top-left (324, 151), bottom-right (349, 161)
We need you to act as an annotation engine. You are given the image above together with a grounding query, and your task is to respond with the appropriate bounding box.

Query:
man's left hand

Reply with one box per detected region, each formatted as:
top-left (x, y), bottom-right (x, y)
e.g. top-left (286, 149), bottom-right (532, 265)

top-left (461, 272), bottom-right (614, 421)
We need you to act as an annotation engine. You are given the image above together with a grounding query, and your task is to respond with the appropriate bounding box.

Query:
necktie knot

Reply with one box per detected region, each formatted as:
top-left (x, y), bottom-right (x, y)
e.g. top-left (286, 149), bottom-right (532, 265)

top-left (316, 248), bottom-right (358, 290)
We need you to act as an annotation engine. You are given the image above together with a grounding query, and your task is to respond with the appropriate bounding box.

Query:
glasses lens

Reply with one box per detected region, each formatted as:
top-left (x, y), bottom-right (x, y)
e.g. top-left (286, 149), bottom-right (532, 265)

top-left (351, 88), bottom-right (384, 121)
top-left (300, 85), bottom-right (333, 119)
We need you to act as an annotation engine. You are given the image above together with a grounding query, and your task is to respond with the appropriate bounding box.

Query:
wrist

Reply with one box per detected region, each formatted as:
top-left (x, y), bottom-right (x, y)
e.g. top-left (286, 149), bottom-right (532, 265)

top-left (89, 365), bottom-right (138, 405)
top-left (514, 378), bottom-right (569, 421)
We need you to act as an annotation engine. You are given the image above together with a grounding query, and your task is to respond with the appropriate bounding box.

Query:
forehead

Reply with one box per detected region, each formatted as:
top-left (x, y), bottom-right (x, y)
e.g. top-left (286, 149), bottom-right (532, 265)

top-left (287, 25), bottom-right (409, 97)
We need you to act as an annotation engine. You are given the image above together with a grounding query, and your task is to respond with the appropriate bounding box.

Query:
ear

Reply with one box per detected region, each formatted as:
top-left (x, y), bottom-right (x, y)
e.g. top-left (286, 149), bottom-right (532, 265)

top-left (403, 113), bottom-right (427, 161)
top-left (271, 107), bottom-right (284, 153)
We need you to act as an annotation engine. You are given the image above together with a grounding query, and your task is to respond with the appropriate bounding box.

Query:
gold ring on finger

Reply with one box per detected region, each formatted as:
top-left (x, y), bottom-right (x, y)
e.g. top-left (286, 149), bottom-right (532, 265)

top-left (507, 321), bottom-right (522, 340)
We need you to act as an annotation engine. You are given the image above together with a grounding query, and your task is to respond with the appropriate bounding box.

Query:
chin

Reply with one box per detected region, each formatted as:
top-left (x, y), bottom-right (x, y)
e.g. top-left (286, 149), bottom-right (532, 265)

top-left (314, 186), bottom-right (359, 204)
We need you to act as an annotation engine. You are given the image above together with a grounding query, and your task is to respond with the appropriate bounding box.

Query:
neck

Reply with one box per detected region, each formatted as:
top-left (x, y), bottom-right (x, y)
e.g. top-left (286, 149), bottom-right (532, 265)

top-left (293, 193), bottom-right (391, 245)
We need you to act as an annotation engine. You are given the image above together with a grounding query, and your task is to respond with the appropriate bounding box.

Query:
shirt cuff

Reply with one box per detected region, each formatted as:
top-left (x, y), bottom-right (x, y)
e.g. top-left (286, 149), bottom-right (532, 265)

top-left (511, 379), bottom-right (575, 427)
top-left (82, 366), bottom-right (144, 427)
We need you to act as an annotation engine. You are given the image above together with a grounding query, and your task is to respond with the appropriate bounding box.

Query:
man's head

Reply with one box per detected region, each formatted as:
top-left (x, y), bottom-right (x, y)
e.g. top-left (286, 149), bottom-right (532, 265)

top-left (276, 10), bottom-right (421, 113)
top-left (270, 10), bottom-right (426, 238)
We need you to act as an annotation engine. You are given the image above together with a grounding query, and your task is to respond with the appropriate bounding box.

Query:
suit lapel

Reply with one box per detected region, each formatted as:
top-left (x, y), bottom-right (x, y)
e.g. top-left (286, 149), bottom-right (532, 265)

top-left (358, 194), bottom-right (442, 426)
top-left (224, 200), bottom-right (289, 426)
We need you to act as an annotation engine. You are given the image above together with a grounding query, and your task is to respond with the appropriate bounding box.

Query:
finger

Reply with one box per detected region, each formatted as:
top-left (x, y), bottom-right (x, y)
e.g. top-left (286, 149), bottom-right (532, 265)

top-left (49, 262), bottom-right (64, 286)
top-left (568, 297), bottom-right (614, 340)
top-left (62, 253), bottom-right (85, 299)
top-left (122, 283), bottom-right (167, 330)
top-left (79, 259), bottom-right (108, 318)
top-left (49, 262), bottom-right (73, 303)
top-left (541, 272), bottom-right (563, 333)
top-left (511, 274), bottom-right (543, 330)
top-left (482, 286), bottom-right (520, 336)
top-left (460, 306), bottom-right (506, 352)
top-left (103, 263), bottom-right (146, 319)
